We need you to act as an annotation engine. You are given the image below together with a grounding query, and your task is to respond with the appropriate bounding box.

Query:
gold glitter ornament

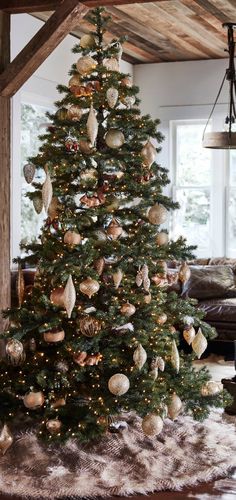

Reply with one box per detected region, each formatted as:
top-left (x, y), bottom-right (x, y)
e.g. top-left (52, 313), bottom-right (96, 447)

top-left (79, 277), bottom-right (100, 299)
top-left (46, 419), bottom-right (62, 435)
top-left (192, 327), bottom-right (208, 359)
top-left (120, 302), bottom-right (136, 317)
top-left (79, 316), bottom-right (101, 337)
top-left (201, 381), bottom-right (223, 396)
top-left (76, 56), bottom-right (97, 75)
top-left (112, 269), bottom-right (123, 288)
top-left (148, 204), bottom-right (168, 225)
top-left (23, 391), bottom-right (45, 409)
top-left (106, 87), bottom-right (119, 108)
top-left (105, 129), bottom-right (125, 149)
top-left (43, 329), bottom-right (65, 343)
top-left (6, 339), bottom-right (25, 365)
top-left (142, 414), bottom-right (163, 437)
top-left (133, 343), bottom-right (147, 370)
top-left (108, 373), bottom-right (130, 396)
top-left (64, 275), bottom-right (76, 318)
top-left (178, 262), bottom-right (191, 283)
top-left (80, 33), bottom-right (96, 49)
top-left (141, 140), bottom-right (156, 168)
top-left (183, 326), bottom-right (196, 345)
top-left (64, 230), bottom-right (82, 246)
top-left (156, 232), bottom-right (169, 246)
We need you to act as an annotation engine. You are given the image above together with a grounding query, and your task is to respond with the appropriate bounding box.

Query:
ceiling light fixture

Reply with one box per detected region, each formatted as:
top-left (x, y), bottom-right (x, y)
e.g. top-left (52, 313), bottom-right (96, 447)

top-left (203, 23), bottom-right (236, 149)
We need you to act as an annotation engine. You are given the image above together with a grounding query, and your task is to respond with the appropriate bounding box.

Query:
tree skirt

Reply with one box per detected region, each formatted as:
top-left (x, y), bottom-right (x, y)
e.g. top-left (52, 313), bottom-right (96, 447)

top-left (0, 411), bottom-right (236, 499)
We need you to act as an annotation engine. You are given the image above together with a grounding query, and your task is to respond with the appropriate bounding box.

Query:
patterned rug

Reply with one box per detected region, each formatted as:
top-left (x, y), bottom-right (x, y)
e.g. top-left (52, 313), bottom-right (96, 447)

top-left (0, 410), bottom-right (235, 499)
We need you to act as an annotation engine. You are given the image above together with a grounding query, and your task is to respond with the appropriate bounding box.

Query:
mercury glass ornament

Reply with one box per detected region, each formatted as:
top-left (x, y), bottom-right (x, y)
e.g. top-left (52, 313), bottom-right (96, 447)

top-left (105, 129), bottom-right (125, 149)
top-left (79, 277), bottom-right (100, 299)
top-left (108, 373), bottom-right (130, 396)
top-left (142, 414), bottom-right (163, 437)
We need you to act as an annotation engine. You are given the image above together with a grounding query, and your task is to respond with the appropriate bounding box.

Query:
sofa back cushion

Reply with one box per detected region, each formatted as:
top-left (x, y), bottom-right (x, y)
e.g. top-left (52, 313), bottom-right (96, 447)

top-left (181, 265), bottom-right (236, 300)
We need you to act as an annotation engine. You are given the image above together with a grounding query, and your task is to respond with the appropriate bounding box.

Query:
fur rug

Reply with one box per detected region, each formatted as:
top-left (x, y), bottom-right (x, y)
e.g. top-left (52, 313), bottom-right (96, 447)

top-left (0, 411), bottom-right (236, 499)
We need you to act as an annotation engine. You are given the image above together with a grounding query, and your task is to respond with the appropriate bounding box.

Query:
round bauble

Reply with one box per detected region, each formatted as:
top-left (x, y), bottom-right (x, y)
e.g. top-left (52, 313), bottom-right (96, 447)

top-left (79, 316), bottom-right (101, 337)
top-left (43, 329), bottom-right (65, 343)
top-left (105, 129), bottom-right (125, 149)
top-left (144, 293), bottom-right (152, 304)
top-left (103, 57), bottom-right (119, 71)
top-left (201, 381), bottom-right (223, 396)
top-left (56, 108), bottom-right (68, 121)
top-left (79, 277), bottom-right (100, 298)
top-left (121, 76), bottom-right (132, 88)
top-left (148, 204), bottom-right (168, 225)
top-left (46, 419), bottom-right (62, 435)
top-left (80, 168), bottom-right (98, 183)
top-left (55, 360), bottom-right (69, 373)
top-left (64, 230), bottom-right (81, 245)
top-left (142, 414), bottom-right (163, 437)
top-left (68, 74), bottom-right (81, 88)
top-left (23, 163), bottom-right (35, 184)
top-left (76, 56), bottom-right (97, 75)
top-left (108, 373), bottom-right (130, 396)
top-left (50, 287), bottom-right (65, 307)
top-left (67, 105), bottom-right (83, 121)
top-left (80, 33), bottom-right (96, 49)
top-left (23, 391), bottom-right (45, 409)
top-left (120, 302), bottom-right (136, 317)
top-left (156, 313), bottom-right (167, 325)
top-left (156, 232), bottom-right (169, 246)
top-left (6, 338), bottom-right (24, 358)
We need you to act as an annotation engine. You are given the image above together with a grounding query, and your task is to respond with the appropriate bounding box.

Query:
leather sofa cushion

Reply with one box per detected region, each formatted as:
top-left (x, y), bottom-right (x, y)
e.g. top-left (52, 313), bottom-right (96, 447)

top-left (182, 265), bottom-right (236, 299)
top-left (198, 298), bottom-right (236, 322)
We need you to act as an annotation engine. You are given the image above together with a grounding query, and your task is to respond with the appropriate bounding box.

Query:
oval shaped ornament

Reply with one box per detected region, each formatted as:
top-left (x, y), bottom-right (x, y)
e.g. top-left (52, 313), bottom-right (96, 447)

top-left (23, 163), bottom-right (35, 184)
top-left (106, 87), bottom-right (119, 108)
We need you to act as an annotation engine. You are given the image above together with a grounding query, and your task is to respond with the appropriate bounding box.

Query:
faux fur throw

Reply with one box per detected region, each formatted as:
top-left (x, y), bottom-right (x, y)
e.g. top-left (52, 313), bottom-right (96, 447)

top-left (0, 411), bottom-right (236, 499)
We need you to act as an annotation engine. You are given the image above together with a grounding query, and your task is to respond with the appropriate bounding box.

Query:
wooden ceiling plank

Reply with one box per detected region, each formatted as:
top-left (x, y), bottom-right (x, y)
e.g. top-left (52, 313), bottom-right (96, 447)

top-left (192, 0), bottom-right (231, 22)
top-left (1, 0), bottom-right (62, 13)
top-left (180, 0), bottom-right (228, 39)
top-left (0, 0), bottom-right (89, 97)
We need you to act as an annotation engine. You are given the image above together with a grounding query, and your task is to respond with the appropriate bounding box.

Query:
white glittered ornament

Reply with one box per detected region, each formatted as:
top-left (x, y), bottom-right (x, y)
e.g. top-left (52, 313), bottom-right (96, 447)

top-left (86, 104), bottom-right (98, 146)
top-left (133, 343), bottom-right (147, 370)
top-left (142, 414), bottom-right (163, 437)
top-left (108, 373), bottom-right (130, 396)
top-left (106, 87), bottom-right (119, 108)
top-left (171, 340), bottom-right (180, 373)
top-left (201, 381), bottom-right (223, 396)
top-left (192, 327), bottom-right (208, 359)
top-left (148, 204), bottom-right (168, 225)
top-left (64, 274), bottom-right (76, 318)
top-left (42, 172), bottom-right (53, 212)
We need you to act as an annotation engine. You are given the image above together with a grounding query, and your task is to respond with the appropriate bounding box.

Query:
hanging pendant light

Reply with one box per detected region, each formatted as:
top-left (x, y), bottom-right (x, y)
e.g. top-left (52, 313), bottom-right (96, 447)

top-left (203, 23), bottom-right (236, 149)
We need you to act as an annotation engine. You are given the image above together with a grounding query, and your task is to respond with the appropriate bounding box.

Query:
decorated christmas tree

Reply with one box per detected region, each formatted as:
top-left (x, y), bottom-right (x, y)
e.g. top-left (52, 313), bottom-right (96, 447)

top-left (0, 8), bottom-right (229, 450)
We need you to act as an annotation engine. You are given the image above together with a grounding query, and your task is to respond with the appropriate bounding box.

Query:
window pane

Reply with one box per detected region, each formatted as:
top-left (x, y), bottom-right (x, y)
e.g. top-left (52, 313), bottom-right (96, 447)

top-left (229, 150), bottom-right (236, 186)
top-left (176, 123), bottom-right (211, 186)
top-left (21, 103), bottom-right (51, 247)
top-left (172, 188), bottom-right (211, 253)
top-left (227, 188), bottom-right (236, 253)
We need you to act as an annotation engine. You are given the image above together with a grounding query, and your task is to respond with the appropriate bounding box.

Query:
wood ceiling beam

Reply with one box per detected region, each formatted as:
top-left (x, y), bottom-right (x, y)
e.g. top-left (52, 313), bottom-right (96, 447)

top-left (0, 0), bottom-right (170, 14)
top-left (0, 0), bottom-right (89, 97)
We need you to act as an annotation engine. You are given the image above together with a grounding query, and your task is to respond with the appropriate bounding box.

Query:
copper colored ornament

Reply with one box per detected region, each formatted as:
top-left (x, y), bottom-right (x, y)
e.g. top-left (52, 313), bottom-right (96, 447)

top-left (50, 287), bottom-right (65, 307)
top-left (51, 397), bottom-right (66, 409)
top-left (79, 139), bottom-right (93, 154)
top-left (121, 76), bottom-right (132, 88)
top-left (144, 293), bottom-right (152, 304)
top-left (23, 391), bottom-right (45, 409)
top-left (80, 194), bottom-right (101, 208)
top-left (142, 414), bottom-right (163, 437)
top-left (43, 329), bottom-right (65, 343)
top-left (79, 277), bottom-right (100, 298)
top-left (156, 313), bottom-right (167, 325)
top-left (64, 230), bottom-right (82, 246)
top-left (68, 74), bottom-right (81, 88)
top-left (73, 350), bottom-right (87, 366)
top-left (148, 203), bottom-right (168, 225)
top-left (0, 425), bottom-right (13, 455)
top-left (33, 195), bottom-right (43, 214)
top-left (183, 326), bottom-right (196, 345)
top-left (107, 218), bottom-right (123, 240)
top-left (169, 326), bottom-right (176, 334)
top-left (105, 129), bottom-right (125, 149)
top-left (141, 140), bottom-right (156, 168)
top-left (16, 265), bottom-right (25, 306)
top-left (120, 302), bottom-right (136, 317)
top-left (23, 163), bottom-right (35, 184)
top-left (79, 316), bottom-right (101, 337)
top-left (67, 105), bottom-right (83, 121)
top-left (94, 257), bottom-right (105, 275)
top-left (156, 232), bottom-right (169, 246)
top-left (178, 262), bottom-right (191, 283)
top-left (108, 373), bottom-right (130, 396)
top-left (168, 393), bottom-right (182, 419)
top-left (48, 197), bottom-right (59, 219)
top-left (46, 419), bottom-right (62, 435)
top-left (76, 55), bottom-right (97, 75)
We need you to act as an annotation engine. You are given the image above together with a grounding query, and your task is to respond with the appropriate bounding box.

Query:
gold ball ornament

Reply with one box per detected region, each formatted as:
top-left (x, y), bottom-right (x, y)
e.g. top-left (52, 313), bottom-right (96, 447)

top-left (0, 425), bottom-right (13, 455)
top-left (108, 373), bottom-right (130, 396)
top-left (148, 204), bottom-right (168, 225)
top-left (23, 391), bottom-right (45, 409)
top-left (43, 329), bottom-right (65, 343)
top-left (67, 105), bottom-right (83, 121)
top-left (56, 108), bottom-right (68, 121)
top-left (80, 33), bottom-right (96, 49)
top-left (68, 74), bottom-right (81, 88)
top-left (156, 232), bottom-right (169, 246)
top-left (79, 277), bottom-right (100, 299)
top-left (120, 302), bottom-right (136, 317)
top-left (201, 381), bottom-right (223, 396)
top-left (156, 313), bottom-right (167, 325)
top-left (23, 163), bottom-right (35, 184)
top-left (144, 293), bottom-right (152, 304)
top-left (6, 339), bottom-right (25, 365)
top-left (168, 393), bottom-right (182, 419)
top-left (103, 57), bottom-right (119, 71)
top-left (64, 230), bottom-right (82, 246)
top-left (48, 197), bottom-right (60, 219)
top-left (142, 414), bottom-right (163, 437)
top-left (50, 287), bottom-right (65, 307)
top-left (79, 316), bottom-right (101, 337)
top-left (46, 419), bottom-right (62, 435)
top-left (105, 129), bottom-right (125, 149)
top-left (76, 56), bottom-right (97, 75)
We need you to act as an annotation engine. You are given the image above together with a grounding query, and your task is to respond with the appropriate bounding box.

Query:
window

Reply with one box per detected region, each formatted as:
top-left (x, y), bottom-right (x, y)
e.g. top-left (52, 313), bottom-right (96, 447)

top-left (171, 120), bottom-right (212, 257)
top-left (227, 150), bottom-right (236, 256)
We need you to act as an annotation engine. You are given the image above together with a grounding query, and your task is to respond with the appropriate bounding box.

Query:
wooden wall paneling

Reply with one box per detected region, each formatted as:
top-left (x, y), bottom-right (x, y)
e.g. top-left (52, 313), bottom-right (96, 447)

top-left (0, 0), bottom-right (89, 97)
top-left (0, 11), bottom-right (10, 336)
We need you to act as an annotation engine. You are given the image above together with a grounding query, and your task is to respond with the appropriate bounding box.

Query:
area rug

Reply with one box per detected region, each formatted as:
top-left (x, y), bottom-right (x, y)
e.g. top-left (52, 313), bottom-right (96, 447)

top-left (0, 411), bottom-right (236, 499)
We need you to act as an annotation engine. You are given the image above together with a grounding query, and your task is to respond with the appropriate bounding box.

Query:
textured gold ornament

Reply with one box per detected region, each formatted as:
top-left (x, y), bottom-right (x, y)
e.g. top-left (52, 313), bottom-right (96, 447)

top-left (156, 232), bottom-right (169, 246)
top-left (6, 339), bottom-right (25, 365)
top-left (108, 373), bottom-right (130, 396)
top-left (67, 105), bottom-right (83, 121)
top-left (107, 218), bottom-right (123, 240)
top-left (48, 197), bottom-right (59, 219)
top-left (133, 343), bottom-right (147, 370)
top-left (183, 326), bottom-right (196, 345)
top-left (16, 264), bottom-right (25, 306)
top-left (148, 203), bottom-right (168, 225)
top-left (23, 163), bottom-right (35, 184)
top-left (79, 277), bottom-right (100, 298)
top-left (33, 195), bottom-right (43, 214)
top-left (156, 356), bottom-right (165, 371)
top-left (136, 268), bottom-right (143, 287)
top-left (142, 414), bottom-right (163, 437)
top-left (106, 87), bottom-right (119, 108)
top-left (80, 33), bottom-right (96, 49)
top-left (144, 293), bottom-right (152, 304)
top-left (42, 172), bottom-right (53, 212)
top-left (105, 129), bottom-right (125, 149)
top-left (156, 313), bottom-right (167, 325)
top-left (64, 275), bottom-right (76, 318)
top-left (171, 340), bottom-right (180, 373)
top-left (46, 419), bottom-right (62, 435)
top-left (0, 425), bottom-right (13, 455)
top-left (120, 302), bottom-right (136, 317)
top-left (93, 257), bottom-right (105, 276)
top-left (80, 168), bottom-right (98, 183)
top-left (79, 316), bottom-right (101, 337)
top-left (168, 393), bottom-right (182, 419)
top-left (76, 56), bottom-right (97, 75)
top-left (178, 262), bottom-right (191, 283)
top-left (103, 57), bottom-right (119, 71)
top-left (64, 230), bottom-right (82, 246)
top-left (50, 287), bottom-right (65, 307)
top-left (201, 381), bottom-right (223, 396)
top-left (68, 74), bottom-right (81, 88)
top-left (23, 391), bottom-right (45, 409)
top-left (192, 327), bottom-right (208, 359)
top-left (43, 329), bottom-right (65, 343)
top-left (56, 108), bottom-right (68, 121)
top-left (86, 104), bottom-right (98, 146)
top-left (112, 269), bottom-right (123, 288)
top-left (141, 140), bottom-right (156, 168)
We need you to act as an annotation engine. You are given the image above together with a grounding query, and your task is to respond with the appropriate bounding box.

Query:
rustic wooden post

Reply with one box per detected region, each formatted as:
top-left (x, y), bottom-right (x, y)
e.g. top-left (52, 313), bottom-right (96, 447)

top-left (0, 11), bottom-right (11, 338)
